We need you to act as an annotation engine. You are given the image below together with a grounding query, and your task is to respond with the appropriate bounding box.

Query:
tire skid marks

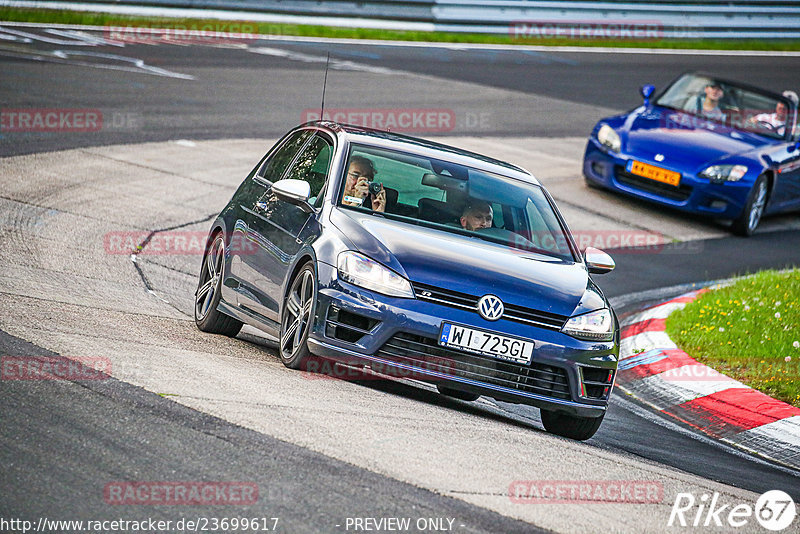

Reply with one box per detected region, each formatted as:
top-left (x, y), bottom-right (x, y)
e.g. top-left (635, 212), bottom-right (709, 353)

top-left (0, 25), bottom-right (194, 79)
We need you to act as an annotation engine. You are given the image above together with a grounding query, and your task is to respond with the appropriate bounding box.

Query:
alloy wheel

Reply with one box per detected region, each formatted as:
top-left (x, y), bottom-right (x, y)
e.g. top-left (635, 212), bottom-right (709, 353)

top-left (281, 268), bottom-right (315, 359)
top-left (195, 236), bottom-right (224, 321)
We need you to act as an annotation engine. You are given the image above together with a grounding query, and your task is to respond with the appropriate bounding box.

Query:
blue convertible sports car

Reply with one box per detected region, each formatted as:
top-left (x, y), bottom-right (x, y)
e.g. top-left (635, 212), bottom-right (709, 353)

top-left (584, 72), bottom-right (800, 235)
top-left (195, 122), bottom-right (619, 440)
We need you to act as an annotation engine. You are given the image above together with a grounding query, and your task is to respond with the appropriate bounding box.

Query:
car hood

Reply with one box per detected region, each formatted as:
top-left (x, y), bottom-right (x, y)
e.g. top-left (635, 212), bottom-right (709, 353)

top-left (331, 209), bottom-right (605, 317)
top-left (622, 107), bottom-right (769, 169)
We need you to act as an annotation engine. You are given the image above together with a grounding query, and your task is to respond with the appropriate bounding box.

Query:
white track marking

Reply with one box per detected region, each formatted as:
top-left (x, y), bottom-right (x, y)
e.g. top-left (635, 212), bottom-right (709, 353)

top-left (248, 46), bottom-right (396, 74)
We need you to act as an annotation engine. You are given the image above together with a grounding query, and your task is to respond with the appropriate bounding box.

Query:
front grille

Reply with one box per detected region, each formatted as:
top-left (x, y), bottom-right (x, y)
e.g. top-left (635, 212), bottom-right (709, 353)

top-left (413, 282), bottom-right (567, 331)
top-left (376, 332), bottom-right (571, 400)
top-left (580, 366), bottom-right (615, 400)
top-left (615, 165), bottom-right (692, 201)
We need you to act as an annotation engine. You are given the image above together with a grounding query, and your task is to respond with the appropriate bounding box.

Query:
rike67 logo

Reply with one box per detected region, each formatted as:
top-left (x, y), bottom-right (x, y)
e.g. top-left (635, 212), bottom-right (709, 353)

top-left (668, 490), bottom-right (796, 531)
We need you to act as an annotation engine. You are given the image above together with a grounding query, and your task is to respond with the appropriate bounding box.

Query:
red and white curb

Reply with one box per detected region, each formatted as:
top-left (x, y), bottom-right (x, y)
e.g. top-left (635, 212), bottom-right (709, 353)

top-left (618, 289), bottom-right (800, 470)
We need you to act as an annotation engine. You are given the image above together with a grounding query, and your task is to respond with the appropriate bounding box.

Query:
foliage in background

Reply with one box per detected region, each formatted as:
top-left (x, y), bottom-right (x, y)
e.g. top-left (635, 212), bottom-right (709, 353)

top-left (666, 269), bottom-right (800, 407)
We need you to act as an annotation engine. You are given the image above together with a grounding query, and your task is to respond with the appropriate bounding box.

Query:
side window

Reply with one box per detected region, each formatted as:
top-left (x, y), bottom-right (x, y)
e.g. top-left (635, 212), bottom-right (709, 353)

top-left (284, 134), bottom-right (333, 199)
top-left (259, 130), bottom-right (312, 183)
top-left (489, 201), bottom-right (504, 229)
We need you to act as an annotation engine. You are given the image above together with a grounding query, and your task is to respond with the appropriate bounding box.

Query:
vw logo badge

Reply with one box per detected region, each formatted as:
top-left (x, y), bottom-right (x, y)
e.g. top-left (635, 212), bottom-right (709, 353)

top-left (654, 153), bottom-right (665, 162)
top-left (477, 295), bottom-right (504, 321)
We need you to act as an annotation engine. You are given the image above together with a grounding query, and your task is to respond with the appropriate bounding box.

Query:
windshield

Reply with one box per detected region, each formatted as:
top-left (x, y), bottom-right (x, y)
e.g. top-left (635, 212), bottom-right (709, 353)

top-left (337, 144), bottom-right (576, 262)
top-left (655, 73), bottom-right (796, 140)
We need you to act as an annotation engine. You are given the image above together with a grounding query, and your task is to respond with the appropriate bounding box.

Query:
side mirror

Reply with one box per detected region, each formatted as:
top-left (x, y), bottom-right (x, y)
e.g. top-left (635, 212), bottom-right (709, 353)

top-left (271, 179), bottom-right (313, 213)
top-left (584, 247), bottom-right (615, 274)
top-left (788, 140), bottom-right (800, 153)
top-left (640, 84), bottom-right (655, 106)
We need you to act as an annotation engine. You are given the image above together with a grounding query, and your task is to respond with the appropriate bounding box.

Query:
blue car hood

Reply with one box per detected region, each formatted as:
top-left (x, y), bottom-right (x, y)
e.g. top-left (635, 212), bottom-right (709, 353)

top-left (331, 209), bottom-right (603, 317)
top-left (624, 108), bottom-right (769, 169)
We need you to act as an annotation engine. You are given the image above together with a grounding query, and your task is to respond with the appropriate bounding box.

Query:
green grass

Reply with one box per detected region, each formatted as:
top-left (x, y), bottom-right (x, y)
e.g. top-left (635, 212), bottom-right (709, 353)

top-left (666, 269), bottom-right (800, 407)
top-left (3, 7), bottom-right (800, 51)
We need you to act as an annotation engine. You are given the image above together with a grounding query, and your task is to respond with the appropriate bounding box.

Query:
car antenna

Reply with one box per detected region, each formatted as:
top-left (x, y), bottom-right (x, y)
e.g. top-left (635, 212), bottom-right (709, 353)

top-left (319, 52), bottom-right (330, 122)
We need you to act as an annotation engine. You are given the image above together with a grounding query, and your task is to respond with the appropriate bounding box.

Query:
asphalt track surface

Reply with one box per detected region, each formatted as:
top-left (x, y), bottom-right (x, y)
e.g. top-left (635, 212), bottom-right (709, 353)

top-left (0, 330), bottom-right (537, 533)
top-left (2, 26), bottom-right (799, 156)
top-left (1, 26), bottom-right (799, 532)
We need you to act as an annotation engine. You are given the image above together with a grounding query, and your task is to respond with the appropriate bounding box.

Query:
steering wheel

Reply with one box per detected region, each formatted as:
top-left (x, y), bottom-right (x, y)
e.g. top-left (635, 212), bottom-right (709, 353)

top-left (756, 120), bottom-right (779, 133)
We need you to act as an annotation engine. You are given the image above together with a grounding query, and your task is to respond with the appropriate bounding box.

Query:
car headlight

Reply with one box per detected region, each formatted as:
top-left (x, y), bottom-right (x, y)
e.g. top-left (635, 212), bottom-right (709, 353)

top-left (699, 164), bottom-right (748, 183)
top-left (337, 251), bottom-right (414, 298)
top-left (561, 308), bottom-right (614, 341)
top-left (597, 124), bottom-right (621, 153)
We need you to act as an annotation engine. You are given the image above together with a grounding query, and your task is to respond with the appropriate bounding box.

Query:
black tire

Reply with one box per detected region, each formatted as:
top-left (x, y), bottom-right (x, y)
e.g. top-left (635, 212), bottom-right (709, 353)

top-left (436, 384), bottom-right (480, 402)
top-left (540, 410), bottom-right (605, 441)
top-left (731, 174), bottom-right (768, 237)
top-left (195, 232), bottom-right (243, 337)
top-left (279, 262), bottom-right (317, 370)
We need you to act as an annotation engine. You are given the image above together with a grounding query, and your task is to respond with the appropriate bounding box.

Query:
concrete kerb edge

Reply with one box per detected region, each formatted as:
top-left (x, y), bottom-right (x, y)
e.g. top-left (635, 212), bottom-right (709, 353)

top-left (615, 274), bottom-right (800, 471)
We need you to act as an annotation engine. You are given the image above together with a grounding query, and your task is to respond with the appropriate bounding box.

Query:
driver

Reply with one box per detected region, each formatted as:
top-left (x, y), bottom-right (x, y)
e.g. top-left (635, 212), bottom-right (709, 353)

top-left (750, 90), bottom-right (798, 136)
top-left (692, 81), bottom-right (725, 121)
top-left (460, 199), bottom-right (493, 231)
top-left (341, 155), bottom-right (386, 213)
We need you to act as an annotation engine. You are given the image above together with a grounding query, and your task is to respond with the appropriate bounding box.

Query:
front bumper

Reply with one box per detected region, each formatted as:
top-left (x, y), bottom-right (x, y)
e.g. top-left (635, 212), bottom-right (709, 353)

top-left (583, 138), bottom-right (752, 220)
top-left (307, 262), bottom-right (618, 418)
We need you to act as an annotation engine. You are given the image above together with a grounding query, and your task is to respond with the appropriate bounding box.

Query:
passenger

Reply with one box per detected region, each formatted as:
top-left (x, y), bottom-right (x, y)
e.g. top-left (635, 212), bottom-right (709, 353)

top-left (341, 155), bottom-right (386, 213)
top-left (749, 90), bottom-right (798, 135)
top-left (692, 81), bottom-right (725, 121)
top-left (459, 199), bottom-right (493, 231)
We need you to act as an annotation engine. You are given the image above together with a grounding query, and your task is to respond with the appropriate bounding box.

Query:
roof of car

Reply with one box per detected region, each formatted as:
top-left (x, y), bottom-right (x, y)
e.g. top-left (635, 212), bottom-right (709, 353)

top-left (303, 121), bottom-right (539, 185)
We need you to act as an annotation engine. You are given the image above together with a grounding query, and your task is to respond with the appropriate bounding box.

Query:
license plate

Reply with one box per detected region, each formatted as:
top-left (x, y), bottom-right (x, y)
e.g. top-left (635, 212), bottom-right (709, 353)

top-left (626, 160), bottom-right (681, 187)
top-left (439, 323), bottom-right (534, 365)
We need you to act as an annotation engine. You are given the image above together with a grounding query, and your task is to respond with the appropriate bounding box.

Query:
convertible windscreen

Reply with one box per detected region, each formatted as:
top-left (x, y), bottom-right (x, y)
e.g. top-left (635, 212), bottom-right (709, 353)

top-left (655, 73), bottom-right (796, 139)
top-left (338, 144), bottom-right (576, 262)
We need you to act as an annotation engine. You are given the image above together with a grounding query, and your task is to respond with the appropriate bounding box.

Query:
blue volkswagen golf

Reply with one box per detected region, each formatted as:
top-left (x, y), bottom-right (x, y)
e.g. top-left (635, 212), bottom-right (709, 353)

top-left (584, 72), bottom-right (800, 235)
top-left (195, 122), bottom-right (619, 440)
